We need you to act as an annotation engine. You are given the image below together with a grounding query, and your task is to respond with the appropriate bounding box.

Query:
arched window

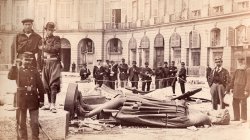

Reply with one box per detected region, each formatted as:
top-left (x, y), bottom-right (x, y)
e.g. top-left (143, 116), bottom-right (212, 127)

top-left (154, 33), bottom-right (164, 68)
top-left (107, 38), bottom-right (122, 54)
top-left (78, 38), bottom-right (94, 54)
top-left (140, 36), bottom-right (150, 48)
top-left (170, 33), bottom-right (181, 65)
top-left (189, 30), bottom-right (201, 66)
top-left (154, 33), bottom-right (164, 47)
top-left (128, 37), bottom-right (137, 65)
top-left (211, 28), bottom-right (221, 47)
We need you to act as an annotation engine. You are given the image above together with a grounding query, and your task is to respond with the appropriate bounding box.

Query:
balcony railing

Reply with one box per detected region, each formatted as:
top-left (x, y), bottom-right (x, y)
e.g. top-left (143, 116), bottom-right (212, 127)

top-left (105, 23), bottom-right (132, 30)
top-left (80, 23), bottom-right (95, 30)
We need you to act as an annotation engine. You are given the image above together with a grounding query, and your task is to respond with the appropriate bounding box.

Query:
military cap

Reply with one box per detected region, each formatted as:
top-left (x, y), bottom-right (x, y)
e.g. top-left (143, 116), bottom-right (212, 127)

top-left (181, 62), bottom-right (185, 65)
top-left (110, 60), bottom-right (114, 63)
top-left (215, 57), bottom-right (222, 62)
top-left (21, 18), bottom-right (34, 24)
top-left (121, 58), bottom-right (125, 60)
top-left (171, 61), bottom-right (175, 63)
top-left (83, 62), bottom-right (87, 66)
top-left (22, 52), bottom-right (34, 60)
top-left (45, 22), bottom-right (56, 30)
top-left (97, 59), bottom-right (102, 62)
top-left (145, 62), bottom-right (149, 65)
top-left (237, 56), bottom-right (245, 60)
top-left (132, 61), bottom-right (137, 64)
top-left (164, 61), bottom-right (168, 64)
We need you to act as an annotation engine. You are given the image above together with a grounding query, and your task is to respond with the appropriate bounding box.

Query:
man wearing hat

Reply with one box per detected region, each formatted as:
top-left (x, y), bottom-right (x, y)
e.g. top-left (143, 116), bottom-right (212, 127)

top-left (8, 52), bottom-right (45, 140)
top-left (11, 18), bottom-right (42, 69)
top-left (208, 57), bottom-right (230, 110)
top-left (128, 61), bottom-right (140, 89)
top-left (109, 60), bottom-right (118, 89)
top-left (163, 61), bottom-right (170, 87)
top-left (118, 58), bottom-right (129, 88)
top-left (178, 62), bottom-right (187, 94)
top-left (226, 56), bottom-right (249, 123)
top-left (80, 63), bottom-right (91, 80)
top-left (169, 61), bottom-right (178, 95)
top-left (155, 62), bottom-right (165, 89)
top-left (140, 62), bottom-right (153, 91)
top-left (39, 22), bottom-right (61, 113)
top-left (93, 59), bottom-right (105, 87)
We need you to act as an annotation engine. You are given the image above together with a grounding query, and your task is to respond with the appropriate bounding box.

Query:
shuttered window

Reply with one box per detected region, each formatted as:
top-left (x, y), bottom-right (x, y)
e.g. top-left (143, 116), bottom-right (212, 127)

top-left (154, 33), bottom-right (164, 47)
top-left (190, 30), bottom-right (201, 48)
top-left (129, 37), bottom-right (137, 49)
top-left (228, 27), bottom-right (235, 46)
top-left (211, 28), bottom-right (221, 47)
top-left (140, 36), bottom-right (150, 48)
top-left (236, 25), bottom-right (246, 46)
top-left (170, 33), bottom-right (181, 47)
top-left (132, 1), bottom-right (138, 21)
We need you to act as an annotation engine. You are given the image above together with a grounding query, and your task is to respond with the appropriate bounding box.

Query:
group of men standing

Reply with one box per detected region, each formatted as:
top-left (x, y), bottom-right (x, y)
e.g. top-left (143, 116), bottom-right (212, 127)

top-left (8, 18), bottom-right (62, 140)
top-left (92, 58), bottom-right (187, 95)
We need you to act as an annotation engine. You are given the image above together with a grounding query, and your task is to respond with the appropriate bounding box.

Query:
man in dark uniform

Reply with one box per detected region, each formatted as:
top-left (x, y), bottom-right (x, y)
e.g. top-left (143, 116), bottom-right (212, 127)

top-left (103, 60), bottom-right (111, 87)
top-left (163, 61), bottom-right (170, 88)
top-left (208, 57), bottom-right (230, 110)
top-left (109, 61), bottom-right (118, 89)
top-left (169, 61), bottom-right (178, 95)
top-left (93, 59), bottom-right (105, 87)
top-left (39, 22), bottom-right (61, 113)
top-left (155, 62), bottom-right (165, 89)
top-left (8, 52), bottom-right (44, 140)
top-left (128, 61), bottom-right (140, 89)
top-left (140, 62), bottom-right (153, 91)
top-left (72, 62), bottom-right (76, 73)
top-left (118, 58), bottom-right (129, 88)
top-left (11, 18), bottom-right (42, 70)
top-left (206, 64), bottom-right (212, 86)
top-left (80, 63), bottom-right (91, 80)
top-left (178, 62), bottom-right (187, 94)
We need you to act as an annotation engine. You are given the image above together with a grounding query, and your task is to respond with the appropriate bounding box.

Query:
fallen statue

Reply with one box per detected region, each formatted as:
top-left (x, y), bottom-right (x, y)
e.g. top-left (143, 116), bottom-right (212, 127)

top-left (64, 84), bottom-right (229, 128)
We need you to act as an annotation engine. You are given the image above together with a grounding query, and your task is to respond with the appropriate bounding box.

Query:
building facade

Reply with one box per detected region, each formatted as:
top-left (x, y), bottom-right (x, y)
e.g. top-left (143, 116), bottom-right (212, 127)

top-left (0, 0), bottom-right (250, 76)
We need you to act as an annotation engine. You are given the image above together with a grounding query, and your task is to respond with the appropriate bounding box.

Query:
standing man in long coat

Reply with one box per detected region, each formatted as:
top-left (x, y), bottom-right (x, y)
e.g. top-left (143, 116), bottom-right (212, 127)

top-left (163, 61), bottom-right (170, 88)
top-left (93, 59), bottom-right (105, 87)
top-left (109, 61), bottom-right (118, 89)
top-left (118, 58), bottom-right (129, 88)
top-left (128, 61), bottom-right (140, 89)
top-left (178, 62), bottom-right (187, 94)
top-left (155, 62), bottom-right (165, 89)
top-left (140, 62), bottom-right (153, 91)
top-left (40, 22), bottom-right (61, 113)
top-left (169, 61), bottom-right (178, 95)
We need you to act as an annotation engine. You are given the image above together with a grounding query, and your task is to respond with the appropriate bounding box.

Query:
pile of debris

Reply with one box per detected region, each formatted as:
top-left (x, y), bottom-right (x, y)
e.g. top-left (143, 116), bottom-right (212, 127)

top-left (64, 84), bottom-right (230, 132)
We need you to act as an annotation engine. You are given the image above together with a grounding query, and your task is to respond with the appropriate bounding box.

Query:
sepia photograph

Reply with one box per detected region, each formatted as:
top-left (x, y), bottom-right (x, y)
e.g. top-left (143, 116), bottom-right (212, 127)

top-left (0, 0), bottom-right (249, 139)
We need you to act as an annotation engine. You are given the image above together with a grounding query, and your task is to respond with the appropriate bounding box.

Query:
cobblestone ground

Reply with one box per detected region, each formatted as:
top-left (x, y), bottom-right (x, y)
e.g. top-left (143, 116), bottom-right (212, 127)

top-left (1, 72), bottom-right (250, 140)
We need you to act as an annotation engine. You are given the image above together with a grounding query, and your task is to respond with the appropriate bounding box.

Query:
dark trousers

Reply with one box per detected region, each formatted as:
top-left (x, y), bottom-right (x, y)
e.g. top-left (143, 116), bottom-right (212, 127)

top-left (171, 81), bottom-right (176, 94)
top-left (210, 83), bottom-right (225, 110)
top-left (120, 80), bottom-right (128, 88)
top-left (163, 79), bottom-right (169, 87)
top-left (109, 80), bottom-right (116, 89)
top-left (17, 109), bottom-right (39, 140)
top-left (46, 90), bottom-right (57, 104)
top-left (131, 81), bottom-right (138, 89)
top-left (155, 79), bottom-right (162, 89)
top-left (233, 98), bottom-right (247, 120)
top-left (95, 80), bottom-right (103, 87)
top-left (180, 83), bottom-right (185, 94)
top-left (142, 81), bottom-right (151, 91)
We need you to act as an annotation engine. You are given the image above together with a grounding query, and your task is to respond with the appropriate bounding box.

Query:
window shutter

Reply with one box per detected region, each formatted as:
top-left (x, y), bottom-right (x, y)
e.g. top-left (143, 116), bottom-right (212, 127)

top-left (247, 26), bottom-right (250, 43)
top-left (170, 33), bottom-right (181, 47)
top-left (154, 34), bottom-right (164, 47)
top-left (129, 37), bottom-right (137, 49)
top-left (192, 30), bottom-right (200, 48)
top-left (104, 1), bottom-right (110, 23)
top-left (228, 27), bottom-right (235, 46)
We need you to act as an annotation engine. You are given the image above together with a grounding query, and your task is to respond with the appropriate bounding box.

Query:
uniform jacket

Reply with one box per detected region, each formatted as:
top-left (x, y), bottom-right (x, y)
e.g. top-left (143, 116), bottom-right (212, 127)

top-left (140, 67), bottom-right (153, 81)
top-left (8, 66), bottom-right (45, 110)
top-left (12, 30), bottom-right (42, 69)
top-left (109, 64), bottom-right (118, 81)
top-left (41, 35), bottom-right (61, 59)
top-left (178, 67), bottom-right (187, 83)
top-left (119, 63), bottom-right (129, 80)
top-left (208, 67), bottom-right (230, 88)
top-left (93, 65), bottom-right (105, 80)
top-left (80, 67), bottom-right (91, 80)
top-left (169, 66), bottom-right (178, 77)
top-left (128, 66), bottom-right (140, 81)
top-left (163, 66), bottom-right (170, 78)
top-left (227, 68), bottom-right (249, 99)
top-left (155, 67), bottom-right (165, 80)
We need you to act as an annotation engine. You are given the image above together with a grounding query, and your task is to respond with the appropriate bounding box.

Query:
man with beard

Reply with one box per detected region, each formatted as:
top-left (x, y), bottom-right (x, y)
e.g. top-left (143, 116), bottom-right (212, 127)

top-left (140, 62), bottom-right (153, 91)
top-left (40, 22), bottom-right (61, 113)
top-left (93, 59), bottom-right (105, 87)
top-left (128, 61), bottom-right (140, 89)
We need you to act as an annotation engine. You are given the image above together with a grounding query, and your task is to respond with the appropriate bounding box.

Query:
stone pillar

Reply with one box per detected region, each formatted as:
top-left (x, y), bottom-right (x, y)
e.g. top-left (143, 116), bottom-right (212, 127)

top-left (95, 0), bottom-right (104, 29)
top-left (71, 0), bottom-right (79, 30)
top-left (50, 0), bottom-right (57, 22)
top-left (5, 0), bottom-right (13, 31)
top-left (27, 0), bottom-right (35, 19)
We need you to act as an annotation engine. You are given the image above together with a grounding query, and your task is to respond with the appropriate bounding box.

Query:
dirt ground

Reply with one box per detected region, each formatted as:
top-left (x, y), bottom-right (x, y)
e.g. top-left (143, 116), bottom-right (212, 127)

top-left (0, 72), bottom-right (250, 140)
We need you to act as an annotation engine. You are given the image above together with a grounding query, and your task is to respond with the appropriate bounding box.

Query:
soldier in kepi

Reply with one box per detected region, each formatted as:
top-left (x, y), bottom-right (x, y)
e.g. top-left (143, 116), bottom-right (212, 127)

top-left (39, 22), bottom-right (62, 113)
top-left (8, 52), bottom-right (45, 140)
top-left (109, 60), bottom-right (118, 89)
top-left (169, 61), bottom-right (178, 95)
top-left (155, 62), bottom-right (165, 89)
top-left (80, 62), bottom-right (91, 80)
top-left (118, 58), bottom-right (129, 88)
